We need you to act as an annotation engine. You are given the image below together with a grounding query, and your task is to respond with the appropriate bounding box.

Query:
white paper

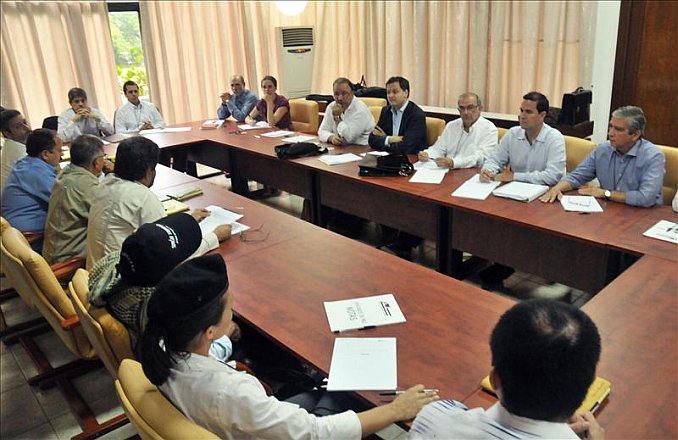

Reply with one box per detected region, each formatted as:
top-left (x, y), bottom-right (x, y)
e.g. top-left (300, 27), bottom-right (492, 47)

top-left (327, 338), bottom-right (397, 391)
top-left (140, 127), bottom-right (192, 134)
top-left (324, 293), bottom-right (406, 333)
top-left (413, 160), bottom-right (442, 170)
top-left (318, 153), bottom-right (362, 166)
top-left (492, 181), bottom-right (549, 203)
top-left (360, 151), bottom-right (390, 157)
top-left (281, 134), bottom-right (317, 143)
top-left (642, 220), bottom-right (678, 244)
top-left (199, 205), bottom-right (247, 236)
top-left (238, 121), bottom-right (270, 130)
top-left (451, 174), bottom-right (501, 200)
top-left (560, 195), bottom-right (603, 212)
top-left (261, 130), bottom-right (295, 138)
top-left (201, 119), bottom-right (224, 129)
top-left (409, 168), bottom-right (449, 184)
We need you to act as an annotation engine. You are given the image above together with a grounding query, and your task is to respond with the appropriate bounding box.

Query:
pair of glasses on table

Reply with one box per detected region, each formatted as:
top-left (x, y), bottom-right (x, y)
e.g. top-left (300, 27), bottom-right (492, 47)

top-left (239, 223), bottom-right (269, 242)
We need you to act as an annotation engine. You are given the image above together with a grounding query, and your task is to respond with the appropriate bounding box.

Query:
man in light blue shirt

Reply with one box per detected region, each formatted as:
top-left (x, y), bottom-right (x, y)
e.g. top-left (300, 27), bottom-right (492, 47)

top-left (217, 75), bottom-right (257, 122)
top-left (540, 106), bottom-right (665, 207)
top-left (481, 91), bottom-right (565, 185)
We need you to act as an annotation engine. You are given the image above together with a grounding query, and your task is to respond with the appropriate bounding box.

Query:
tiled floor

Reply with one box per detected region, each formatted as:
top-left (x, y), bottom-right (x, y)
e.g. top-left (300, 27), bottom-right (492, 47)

top-left (0, 167), bottom-right (591, 439)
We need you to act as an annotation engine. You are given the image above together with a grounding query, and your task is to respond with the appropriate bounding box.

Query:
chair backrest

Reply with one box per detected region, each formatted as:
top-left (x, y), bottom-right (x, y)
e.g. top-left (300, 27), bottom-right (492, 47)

top-left (369, 106), bottom-right (381, 123)
top-left (497, 127), bottom-right (508, 141)
top-left (0, 222), bottom-right (94, 358)
top-left (68, 269), bottom-right (134, 378)
top-left (658, 144), bottom-right (678, 205)
top-left (116, 359), bottom-right (219, 440)
top-left (357, 97), bottom-right (387, 108)
top-left (564, 135), bottom-right (596, 172)
top-left (425, 117), bottom-right (446, 147)
top-left (42, 116), bottom-right (58, 130)
top-left (288, 99), bottom-right (319, 134)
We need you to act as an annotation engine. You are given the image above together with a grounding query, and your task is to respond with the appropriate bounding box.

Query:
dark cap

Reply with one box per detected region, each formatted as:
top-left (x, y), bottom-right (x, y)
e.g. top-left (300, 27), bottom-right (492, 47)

top-left (154, 254), bottom-right (229, 320)
top-left (117, 213), bottom-right (202, 286)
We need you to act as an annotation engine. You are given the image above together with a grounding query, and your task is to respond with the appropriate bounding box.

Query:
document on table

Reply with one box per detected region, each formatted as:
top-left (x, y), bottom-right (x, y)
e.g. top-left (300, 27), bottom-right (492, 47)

top-left (318, 153), bottom-right (362, 166)
top-left (200, 119), bottom-right (224, 130)
top-left (324, 293), bottom-right (406, 333)
top-left (492, 181), bottom-right (549, 203)
top-left (199, 205), bottom-right (249, 236)
top-left (643, 220), bottom-right (678, 244)
top-left (413, 159), bottom-right (442, 170)
top-left (238, 121), bottom-right (270, 130)
top-left (140, 127), bottom-right (192, 134)
top-left (560, 195), bottom-right (603, 212)
top-left (409, 168), bottom-right (449, 184)
top-left (360, 151), bottom-right (390, 157)
top-left (261, 130), bottom-right (295, 138)
top-left (280, 134), bottom-right (317, 143)
top-left (451, 174), bottom-right (501, 200)
top-left (327, 338), bottom-right (397, 391)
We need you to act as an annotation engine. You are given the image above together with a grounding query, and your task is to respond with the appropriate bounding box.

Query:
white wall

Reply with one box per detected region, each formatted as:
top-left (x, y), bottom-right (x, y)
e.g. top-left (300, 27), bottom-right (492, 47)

top-left (590, 1), bottom-right (622, 144)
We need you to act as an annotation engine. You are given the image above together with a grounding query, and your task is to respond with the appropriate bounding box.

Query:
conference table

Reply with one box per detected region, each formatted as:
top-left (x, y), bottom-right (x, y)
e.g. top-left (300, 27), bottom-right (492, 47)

top-left (110, 122), bottom-right (676, 437)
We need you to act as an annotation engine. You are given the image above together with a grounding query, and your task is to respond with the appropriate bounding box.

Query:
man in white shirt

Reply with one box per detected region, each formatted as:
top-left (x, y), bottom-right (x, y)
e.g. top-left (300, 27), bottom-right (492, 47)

top-left (114, 81), bottom-right (165, 133)
top-left (58, 87), bottom-right (114, 142)
top-left (480, 91), bottom-right (565, 185)
top-left (418, 92), bottom-right (498, 168)
top-left (0, 109), bottom-right (31, 193)
top-left (410, 299), bottom-right (605, 440)
top-left (318, 77), bottom-right (374, 146)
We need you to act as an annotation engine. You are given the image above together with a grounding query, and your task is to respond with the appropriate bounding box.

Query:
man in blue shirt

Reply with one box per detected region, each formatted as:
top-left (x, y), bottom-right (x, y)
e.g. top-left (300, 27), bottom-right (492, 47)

top-left (2, 128), bottom-right (62, 234)
top-left (217, 75), bottom-right (257, 123)
top-left (540, 106), bottom-right (665, 207)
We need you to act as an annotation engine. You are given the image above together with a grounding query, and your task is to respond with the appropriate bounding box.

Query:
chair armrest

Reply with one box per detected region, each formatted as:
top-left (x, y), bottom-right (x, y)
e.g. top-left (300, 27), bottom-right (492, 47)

top-left (50, 257), bottom-right (86, 282)
top-left (61, 315), bottom-right (80, 330)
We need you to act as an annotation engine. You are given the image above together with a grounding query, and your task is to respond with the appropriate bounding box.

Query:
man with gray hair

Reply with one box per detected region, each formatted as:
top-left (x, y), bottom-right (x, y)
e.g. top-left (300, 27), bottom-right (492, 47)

top-left (418, 92), bottom-right (498, 168)
top-left (540, 106), bottom-right (665, 207)
top-left (42, 135), bottom-right (113, 264)
top-left (217, 75), bottom-right (257, 122)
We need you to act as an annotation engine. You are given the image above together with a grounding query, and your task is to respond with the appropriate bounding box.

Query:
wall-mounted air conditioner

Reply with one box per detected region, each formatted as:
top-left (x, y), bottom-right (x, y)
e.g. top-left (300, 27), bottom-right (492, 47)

top-left (276, 26), bottom-right (314, 98)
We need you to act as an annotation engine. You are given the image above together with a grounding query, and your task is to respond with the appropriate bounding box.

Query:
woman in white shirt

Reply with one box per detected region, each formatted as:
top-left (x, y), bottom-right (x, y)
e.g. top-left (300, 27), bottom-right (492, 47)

top-left (140, 255), bottom-right (438, 440)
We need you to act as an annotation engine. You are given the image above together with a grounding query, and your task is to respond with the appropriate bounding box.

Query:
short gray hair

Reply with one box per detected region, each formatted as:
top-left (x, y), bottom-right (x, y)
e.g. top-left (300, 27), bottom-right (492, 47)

top-left (612, 106), bottom-right (646, 136)
top-left (458, 92), bottom-right (482, 107)
top-left (71, 134), bottom-right (104, 167)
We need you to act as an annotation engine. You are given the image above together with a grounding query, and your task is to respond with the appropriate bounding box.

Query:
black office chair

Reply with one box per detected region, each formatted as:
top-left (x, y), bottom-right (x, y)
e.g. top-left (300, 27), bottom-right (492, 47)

top-left (42, 116), bottom-right (58, 130)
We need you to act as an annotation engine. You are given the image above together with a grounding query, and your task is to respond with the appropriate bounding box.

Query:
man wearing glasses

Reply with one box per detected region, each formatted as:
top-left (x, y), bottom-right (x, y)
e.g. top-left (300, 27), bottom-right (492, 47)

top-left (418, 93), bottom-right (498, 169)
top-left (217, 75), bottom-right (257, 123)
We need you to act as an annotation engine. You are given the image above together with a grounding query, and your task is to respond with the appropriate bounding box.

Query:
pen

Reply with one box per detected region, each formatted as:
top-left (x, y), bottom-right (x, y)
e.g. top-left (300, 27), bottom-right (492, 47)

top-left (332, 325), bottom-right (376, 334)
top-left (379, 388), bottom-right (439, 396)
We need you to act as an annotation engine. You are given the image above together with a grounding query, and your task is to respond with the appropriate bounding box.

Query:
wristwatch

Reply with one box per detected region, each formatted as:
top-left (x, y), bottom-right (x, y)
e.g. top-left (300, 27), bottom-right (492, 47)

top-left (604, 190), bottom-right (611, 200)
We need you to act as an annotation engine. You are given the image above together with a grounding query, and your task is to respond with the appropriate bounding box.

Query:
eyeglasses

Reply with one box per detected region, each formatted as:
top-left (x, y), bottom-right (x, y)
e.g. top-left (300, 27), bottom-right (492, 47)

top-left (239, 223), bottom-right (269, 242)
top-left (457, 105), bottom-right (478, 112)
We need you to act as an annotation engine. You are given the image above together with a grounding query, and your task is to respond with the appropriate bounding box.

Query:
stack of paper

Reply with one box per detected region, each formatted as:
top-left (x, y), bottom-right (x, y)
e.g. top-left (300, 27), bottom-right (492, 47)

top-left (492, 181), bottom-right (549, 203)
top-left (199, 205), bottom-right (250, 236)
top-left (162, 199), bottom-right (190, 215)
top-left (261, 130), bottom-right (295, 138)
top-left (200, 120), bottom-right (224, 130)
top-left (327, 338), bottom-right (397, 391)
top-left (560, 195), bottom-right (603, 212)
top-left (643, 220), bottom-right (678, 244)
top-left (451, 174), bottom-right (501, 200)
top-left (281, 134), bottom-right (317, 143)
top-left (238, 121), bottom-right (270, 130)
top-left (318, 153), bottom-right (362, 166)
top-left (361, 151), bottom-right (390, 157)
top-left (413, 159), bottom-right (442, 171)
top-left (168, 187), bottom-right (203, 201)
top-left (324, 293), bottom-right (406, 332)
top-left (409, 168), bottom-right (448, 184)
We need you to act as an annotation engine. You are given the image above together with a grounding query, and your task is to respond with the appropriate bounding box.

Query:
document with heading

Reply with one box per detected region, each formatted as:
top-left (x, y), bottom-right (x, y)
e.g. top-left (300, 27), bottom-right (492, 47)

top-left (409, 168), bottom-right (449, 184)
top-left (324, 293), bottom-right (406, 332)
top-left (199, 205), bottom-right (249, 236)
top-left (451, 174), bottom-right (501, 200)
top-left (318, 153), bottom-right (362, 166)
top-left (492, 181), bottom-right (549, 203)
top-left (327, 337), bottom-right (397, 391)
top-left (643, 220), bottom-right (678, 244)
top-left (560, 195), bottom-right (603, 212)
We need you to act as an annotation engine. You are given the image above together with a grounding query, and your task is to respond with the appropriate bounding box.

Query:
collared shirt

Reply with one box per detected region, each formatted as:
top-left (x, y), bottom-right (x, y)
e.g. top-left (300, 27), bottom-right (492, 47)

top-left (86, 174), bottom-right (219, 269)
top-left (42, 164), bottom-right (100, 264)
top-left (409, 400), bottom-right (579, 439)
top-left (255, 94), bottom-right (293, 130)
top-left (564, 139), bottom-right (665, 207)
top-left (217, 88), bottom-right (258, 123)
top-left (423, 116), bottom-right (498, 168)
top-left (386, 100), bottom-right (409, 146)
top-left (482, 124), bottom-right (566, 185)
top-left (318, 98), bottom-right (375, 145)
top-left (1, 138), bottom-right (27, 195)
top-left (58, 107), bottom-right (114, 142)
top-left (160, 352), bottom-right (361, 440)
top-left (1, 156), bottom-right (57, 232)
top-left (114, 101), bottom-right (166, 133)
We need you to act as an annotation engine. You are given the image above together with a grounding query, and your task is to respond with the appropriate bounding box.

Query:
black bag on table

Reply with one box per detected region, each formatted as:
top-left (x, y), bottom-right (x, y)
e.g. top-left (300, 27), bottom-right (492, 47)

top-left (358, 153), bottom-right (414, 177)
top-left (275, 142), bottom-right (328, 160)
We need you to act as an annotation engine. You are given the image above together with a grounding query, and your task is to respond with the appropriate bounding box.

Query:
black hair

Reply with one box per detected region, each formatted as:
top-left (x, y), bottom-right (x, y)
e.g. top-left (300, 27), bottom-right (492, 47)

top-left (523, 91), bottom-right (549, 114)
top-left (0, 109), bottom-right (21, 133)
top-left (490, 299), bottom-right (601, 421)
top-left (261, 75), bottom-right (278, 88)
top-left (70, 135), bottom-right (104, 167)
top-left (386, 76), bottom-right (410, 94)
top-left (25, 128), bottom-right (56, 157)
top-left (113, 136), bottom-right (159, 181)
top-left (123, 80), bottom-right (138, 94)
top-left (68, 87), bottom-right (87, 103)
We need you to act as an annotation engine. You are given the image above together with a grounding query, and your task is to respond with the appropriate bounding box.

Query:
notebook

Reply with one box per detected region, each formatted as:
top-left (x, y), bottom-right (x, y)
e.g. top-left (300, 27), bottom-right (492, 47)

top-left (162, 199), bottom-right (190, 215)
top-left (492, 181), bottom-right (549, 203)
top-left (480, 375), bottom-right (611, 414)
top-left (167, 187), bottom-right (204, 201)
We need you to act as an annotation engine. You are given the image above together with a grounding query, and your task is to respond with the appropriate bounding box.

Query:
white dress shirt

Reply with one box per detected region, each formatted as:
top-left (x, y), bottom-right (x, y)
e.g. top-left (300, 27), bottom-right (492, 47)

top-left (422, 116), bottom-right (498, 168)
top-left (114, 101), bottom-right (166, 133)
top-left (58, 107), bottom-right (114, 142)
top-left (161, 353), bottom-right (362, 440)
top-left (0, 138), bottom-right (26, 195)
top-left (318, 98), bottom-right (374, 145)
top-left (482, 124), bottom-right (566, 185)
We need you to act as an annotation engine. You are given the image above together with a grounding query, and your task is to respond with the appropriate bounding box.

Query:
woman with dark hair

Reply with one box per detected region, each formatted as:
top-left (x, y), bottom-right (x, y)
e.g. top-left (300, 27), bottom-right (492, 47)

top-left (246, 75), bottom-right (293, 130)
top-left (140, 255), bottom-right (438, 439)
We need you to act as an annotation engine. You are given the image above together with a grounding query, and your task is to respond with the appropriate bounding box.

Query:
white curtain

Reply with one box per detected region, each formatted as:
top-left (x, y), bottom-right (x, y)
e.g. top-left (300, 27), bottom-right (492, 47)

top-left (1, 1), bottom-right (120, 129)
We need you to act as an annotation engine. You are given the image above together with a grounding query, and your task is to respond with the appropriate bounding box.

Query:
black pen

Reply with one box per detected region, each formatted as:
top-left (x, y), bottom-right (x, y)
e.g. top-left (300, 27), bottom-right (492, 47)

top-left (379, 388), bottom-right (439, 396)
top-left (333, 325), bottom-right (376, 334)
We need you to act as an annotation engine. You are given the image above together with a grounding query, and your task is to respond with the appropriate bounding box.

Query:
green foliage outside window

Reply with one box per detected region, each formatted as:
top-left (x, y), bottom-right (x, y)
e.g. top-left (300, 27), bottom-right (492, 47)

top-left (109, 12), bottom-right (148, 96)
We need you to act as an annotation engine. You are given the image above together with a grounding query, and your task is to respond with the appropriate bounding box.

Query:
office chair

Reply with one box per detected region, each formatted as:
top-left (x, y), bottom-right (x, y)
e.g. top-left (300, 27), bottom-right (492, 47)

top-left (357, 97), bottom-right (387, 108)
top-left (564, 135), bottom-right (596, 173)
top-left (658, 144), bottom-right (677, 205)
top-left (425, 117), bottom-right (446, 146)
top-left (369, 106), bottom-right (381, 123)
top-left (289, 99), bottom-right (319, 134)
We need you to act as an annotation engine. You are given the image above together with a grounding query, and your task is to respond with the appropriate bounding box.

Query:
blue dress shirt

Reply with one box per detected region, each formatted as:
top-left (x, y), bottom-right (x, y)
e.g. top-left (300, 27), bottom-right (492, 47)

top-left (1, 156), bottom-right (57, 231)
top-left (217, 89), bottom-right (257, 122)
top-left (564, 139), bottom-right (665, 207)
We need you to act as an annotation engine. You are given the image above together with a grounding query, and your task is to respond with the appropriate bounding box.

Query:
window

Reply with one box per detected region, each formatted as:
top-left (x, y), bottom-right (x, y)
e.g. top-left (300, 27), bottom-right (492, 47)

top-left (107, 2), bottom-right (148, 98)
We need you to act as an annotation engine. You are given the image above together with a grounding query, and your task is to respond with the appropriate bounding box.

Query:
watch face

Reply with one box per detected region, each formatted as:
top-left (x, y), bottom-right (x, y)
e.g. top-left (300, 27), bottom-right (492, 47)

top-left (605, 190), bottom-right (611, 198)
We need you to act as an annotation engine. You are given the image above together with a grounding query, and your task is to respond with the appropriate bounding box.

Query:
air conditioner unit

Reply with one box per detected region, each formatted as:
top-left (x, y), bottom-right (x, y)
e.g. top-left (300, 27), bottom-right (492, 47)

top-left (276, 26), bottom-right (314, 98)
